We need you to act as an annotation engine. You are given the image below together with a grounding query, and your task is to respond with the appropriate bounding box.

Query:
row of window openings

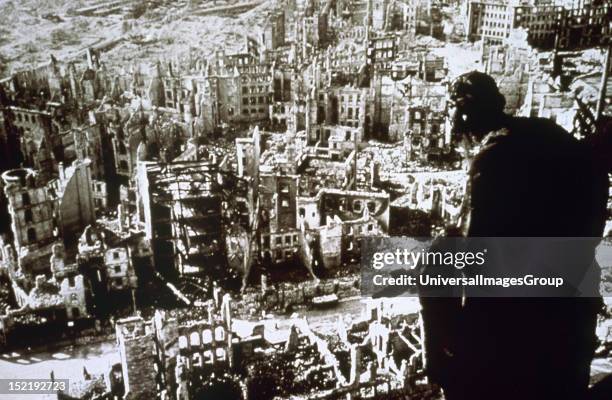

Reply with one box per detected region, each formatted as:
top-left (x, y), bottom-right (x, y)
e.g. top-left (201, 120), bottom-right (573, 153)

top-left (340, 94), bottom-right (362, 103)
top-left (179, 329), bottom-right (226, 347)
top-left (262, 233), bottom-right (299, 248)
top-left (242, 96), bottom-right (270, 105)
top-left (298, 208), bottom-right (317, 218)
top-left (186, 350), bottom-right (228, 366)
top-left (326, 199), bottom-right (377, 213)
top-left (347, 223), bottom-right (375, 236)
top-left (242, 108), bottom-right (267, 115)
top-left (529, 14), bottom-right (563, 22)
top-left (478, 29), bottom-right (507, 37)
top-left (332, 58), bottom-right (364, 67)
top-left (340, 108), bottom-right (360, 118)
top-left (240, 75), bottom-right (270, 83)
top-left (15, 113), bottom-right (37, 124)
top-left (481, 9), bottom-right (506, 19)
top-left (530, 23), bottom-right (557, 30)
top-left (374, 40), bottom-right (394, 49)
top-left (265, 249), bottom-right (296, 261)
top-left (483, 21), bottom-right (508, 28)
top-left (374, 50), bottom-right (395, 59)
top-left (234, 55), bottom-right (253, 66)
top-left (242, 86), bottom-right (270, 94)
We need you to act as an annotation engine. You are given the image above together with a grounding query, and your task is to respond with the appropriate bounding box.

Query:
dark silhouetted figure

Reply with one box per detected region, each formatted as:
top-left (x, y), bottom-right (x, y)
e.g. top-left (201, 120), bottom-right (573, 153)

top-left (419, 71), bottom-right (609, 400)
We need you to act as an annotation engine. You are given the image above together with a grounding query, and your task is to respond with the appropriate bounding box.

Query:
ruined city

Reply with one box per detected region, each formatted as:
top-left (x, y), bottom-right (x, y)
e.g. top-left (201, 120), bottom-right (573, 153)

top-left (0, 0), bottom-right (610, 399)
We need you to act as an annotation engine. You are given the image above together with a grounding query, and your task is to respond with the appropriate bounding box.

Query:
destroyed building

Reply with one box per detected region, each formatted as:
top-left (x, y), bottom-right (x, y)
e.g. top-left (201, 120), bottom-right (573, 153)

top-left (465, 0), bottom-right (611, 50)
top-left (1, 163), bottom-right (95, 277)
top-left (0, 241), bottom-right (90, 348)
top-left (106, 294), bottom-right (438, 400)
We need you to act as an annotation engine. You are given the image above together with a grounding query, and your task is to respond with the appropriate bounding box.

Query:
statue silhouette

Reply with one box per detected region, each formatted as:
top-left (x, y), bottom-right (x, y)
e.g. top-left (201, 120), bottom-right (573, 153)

top-left (419, 71), bottom-right (609, 400)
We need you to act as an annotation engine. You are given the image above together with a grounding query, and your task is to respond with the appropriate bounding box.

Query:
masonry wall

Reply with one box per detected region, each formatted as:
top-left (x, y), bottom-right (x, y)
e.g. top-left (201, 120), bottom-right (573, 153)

top-left (3, 170), bottom-right (55, 250)
top-left (116, 317), bottom-right (158, 400)
top-left (58, 161), bottom-right (96, 241)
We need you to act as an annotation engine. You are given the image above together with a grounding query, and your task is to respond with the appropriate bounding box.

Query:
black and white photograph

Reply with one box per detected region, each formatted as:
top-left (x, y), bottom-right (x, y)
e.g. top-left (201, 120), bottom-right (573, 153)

top-left (0, 0), bottom-right (610, 399)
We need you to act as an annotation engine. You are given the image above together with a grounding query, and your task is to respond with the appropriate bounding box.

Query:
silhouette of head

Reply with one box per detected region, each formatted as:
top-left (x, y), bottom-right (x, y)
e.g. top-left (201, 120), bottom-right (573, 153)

top-left (448, 71), bottom-right (506, 138)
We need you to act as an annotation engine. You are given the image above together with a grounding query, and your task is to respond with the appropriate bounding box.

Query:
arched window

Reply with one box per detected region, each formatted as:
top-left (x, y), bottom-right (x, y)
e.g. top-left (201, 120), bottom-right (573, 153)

top-left (190, 331), bottom-right (201, 347)
top-left (202, 329), bottom-right (213, 344)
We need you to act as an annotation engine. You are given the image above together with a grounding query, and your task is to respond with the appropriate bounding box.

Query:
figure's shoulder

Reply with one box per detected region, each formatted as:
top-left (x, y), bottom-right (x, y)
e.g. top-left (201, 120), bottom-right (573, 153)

top-left (510, 116), bottom-right (559, 129)
top-left (509, 116), bottom-right (576, 145)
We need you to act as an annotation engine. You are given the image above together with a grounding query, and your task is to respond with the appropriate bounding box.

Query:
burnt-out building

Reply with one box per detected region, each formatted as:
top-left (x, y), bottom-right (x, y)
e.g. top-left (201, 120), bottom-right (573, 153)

top-left (237, 63), bottom-right (274, 122)
top-left (10, 107), bottom-right (59, 171)
top-left (259, 173), bottom-right (302, 264)
top-left (404, 104), bottom-right (449, 163)
top-left (272, 67), bottom-right (294, 103)
top-left (369, 32), bottom-right (402, 70)
top-left (304, 86), bottom-right (374, 140)
top-left (465, 0), bottom-right (524, 44)
top-left (137, 159), bottom-right (226, 279)
top-left (308, 124), bottom-right (363, 157)
top-left (318, 188), bottom-right (390, 231)
top-left (109, 107), bottom-right (147, 181)
top-left (515, 2), bottom-right (611, 50)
